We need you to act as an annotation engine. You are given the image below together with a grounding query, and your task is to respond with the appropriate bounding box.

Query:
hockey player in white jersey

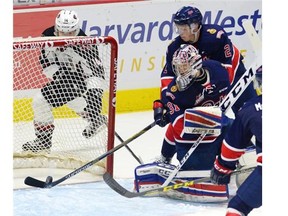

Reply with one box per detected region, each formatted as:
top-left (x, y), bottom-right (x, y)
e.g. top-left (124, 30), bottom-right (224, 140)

top-left (22, 10), bottom-right (106, 152)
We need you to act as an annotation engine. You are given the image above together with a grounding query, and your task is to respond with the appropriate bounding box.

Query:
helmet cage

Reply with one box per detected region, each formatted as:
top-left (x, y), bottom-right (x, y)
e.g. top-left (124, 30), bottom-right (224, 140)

top-left (172, 44), bottom-right (202, 78)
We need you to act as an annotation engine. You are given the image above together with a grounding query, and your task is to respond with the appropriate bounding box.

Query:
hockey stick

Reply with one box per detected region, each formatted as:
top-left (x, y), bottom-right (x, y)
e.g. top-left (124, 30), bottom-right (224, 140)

top-left (103, 165), bottom-right (256, 198)
top-left (24, 121), bottom-right (156, 188)
top-left (114, 131), bottom-right (144, 164)
top-left (242, 20), bottom-right (262, 56)
top-left (242, 20), bottom-right (262, 93)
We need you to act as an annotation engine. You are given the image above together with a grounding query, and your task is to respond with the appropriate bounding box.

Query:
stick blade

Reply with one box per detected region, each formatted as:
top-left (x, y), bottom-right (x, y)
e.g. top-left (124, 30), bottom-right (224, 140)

top-left (24, 176), bottom-right (47, 188)
top-left (103, 172), bottom-right (138, 198)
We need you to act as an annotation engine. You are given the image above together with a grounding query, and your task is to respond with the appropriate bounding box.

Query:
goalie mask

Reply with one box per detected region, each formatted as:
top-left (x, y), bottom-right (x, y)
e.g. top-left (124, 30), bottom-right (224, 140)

top-left (172, 44), bottom-right (203, 91)
top-left (55, 10), bottom-right (80, 36)
top-left (172, 44), bottom-right (202, 78)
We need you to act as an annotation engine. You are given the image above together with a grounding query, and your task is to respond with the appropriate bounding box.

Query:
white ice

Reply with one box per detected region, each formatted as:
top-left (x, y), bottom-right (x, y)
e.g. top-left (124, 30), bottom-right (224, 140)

top-left (13, 111), bottom-right (263, 216)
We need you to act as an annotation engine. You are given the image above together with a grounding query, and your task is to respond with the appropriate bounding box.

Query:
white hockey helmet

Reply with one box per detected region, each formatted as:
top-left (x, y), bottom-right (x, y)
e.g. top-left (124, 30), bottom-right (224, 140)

top-left (55, 10), bottom-right (80, 36)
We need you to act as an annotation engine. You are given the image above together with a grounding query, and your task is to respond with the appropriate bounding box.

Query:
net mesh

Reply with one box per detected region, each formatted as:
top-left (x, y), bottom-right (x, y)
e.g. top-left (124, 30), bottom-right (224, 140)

top-left (13, 36), bottom-right (117, 175)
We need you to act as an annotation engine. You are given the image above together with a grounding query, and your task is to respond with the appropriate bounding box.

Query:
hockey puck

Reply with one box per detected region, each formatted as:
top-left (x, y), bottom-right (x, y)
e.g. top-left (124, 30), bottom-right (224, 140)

top-left (45, 176), bottom-right (53, 184)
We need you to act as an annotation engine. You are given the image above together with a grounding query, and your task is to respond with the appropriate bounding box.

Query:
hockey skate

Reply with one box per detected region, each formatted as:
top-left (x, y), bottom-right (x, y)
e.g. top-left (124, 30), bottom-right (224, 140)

top-left (82, 114), bottom-right (107, 138)
top-left (154, 154), bottom-right (172, 164)
top-left (22, 138), bottom-right (52, 153)
top-left (22, 123), bottom-right (54, 153)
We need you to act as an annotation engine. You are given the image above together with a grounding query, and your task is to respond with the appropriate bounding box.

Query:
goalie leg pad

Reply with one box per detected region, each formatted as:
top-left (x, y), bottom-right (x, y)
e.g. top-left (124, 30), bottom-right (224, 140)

top-left (134, 162), bottom-right (176, 193)
top-left (41, 68), bottom-right (87, 107)
top-left (165, 181), bottom-right (229, 203)
top-left (236, 148), bottom-right (257, 187)
top-left (168, 169), bottom-right (229, 203)
top-left (134, 163), bottom-right (229, 202)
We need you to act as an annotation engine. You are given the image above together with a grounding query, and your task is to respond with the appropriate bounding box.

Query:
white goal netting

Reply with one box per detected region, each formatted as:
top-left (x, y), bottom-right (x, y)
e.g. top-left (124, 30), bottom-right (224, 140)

top-left (13, 36), bottom-right (118, 179)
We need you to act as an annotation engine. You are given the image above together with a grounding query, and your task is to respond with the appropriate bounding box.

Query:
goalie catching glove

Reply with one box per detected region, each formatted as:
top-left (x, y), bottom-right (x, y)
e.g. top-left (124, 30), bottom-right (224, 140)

top-left (153, 100), bottom-right (169, 127)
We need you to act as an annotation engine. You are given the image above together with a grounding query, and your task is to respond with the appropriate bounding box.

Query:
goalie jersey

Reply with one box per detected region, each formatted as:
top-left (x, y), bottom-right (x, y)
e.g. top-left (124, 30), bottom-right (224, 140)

top-left (164, 59), bottom-right (232, 170)
top-left (166, 59), bottom-right (230, 124)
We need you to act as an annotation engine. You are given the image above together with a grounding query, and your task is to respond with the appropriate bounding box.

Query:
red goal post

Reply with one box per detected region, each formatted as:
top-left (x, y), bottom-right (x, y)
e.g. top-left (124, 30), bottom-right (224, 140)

top-left (13, 36), bottom-right (118, 179)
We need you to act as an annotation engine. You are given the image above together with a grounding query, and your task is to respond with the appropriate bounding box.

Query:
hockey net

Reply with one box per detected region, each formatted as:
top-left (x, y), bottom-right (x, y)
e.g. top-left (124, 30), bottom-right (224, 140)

top-left (13, 36), bottom-right (118, 180)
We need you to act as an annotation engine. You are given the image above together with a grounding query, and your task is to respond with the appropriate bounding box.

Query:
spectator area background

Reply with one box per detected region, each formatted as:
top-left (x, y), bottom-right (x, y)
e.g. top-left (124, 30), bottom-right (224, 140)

top-left (13, 0), bottom-right (262, 113)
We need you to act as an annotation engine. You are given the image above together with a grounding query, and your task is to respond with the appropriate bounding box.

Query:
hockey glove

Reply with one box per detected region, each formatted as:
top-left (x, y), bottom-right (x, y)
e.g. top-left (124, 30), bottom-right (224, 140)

top-left (210, 157), bottom-right (233, 185)
top-left (153, 100), bottom-right (169, 127)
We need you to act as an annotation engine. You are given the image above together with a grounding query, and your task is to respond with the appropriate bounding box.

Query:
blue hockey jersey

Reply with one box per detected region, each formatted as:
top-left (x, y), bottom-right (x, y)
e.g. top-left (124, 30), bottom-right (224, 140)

top-left (219, 95), bottom-right (262, 168)
top-left (165, 59), bottom-right (231, 124)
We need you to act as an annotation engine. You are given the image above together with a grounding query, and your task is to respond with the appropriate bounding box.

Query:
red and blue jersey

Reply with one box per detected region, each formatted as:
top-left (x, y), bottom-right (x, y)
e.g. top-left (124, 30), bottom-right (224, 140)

top-left (219, 95), bottom-right (262, 168)
top-left (165, 59), bottom-right (231, 124)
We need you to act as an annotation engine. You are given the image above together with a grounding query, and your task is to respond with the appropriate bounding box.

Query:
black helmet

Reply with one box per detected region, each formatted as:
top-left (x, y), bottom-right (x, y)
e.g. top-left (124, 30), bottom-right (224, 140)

top-left (173, 6), bottom-right (203, 25)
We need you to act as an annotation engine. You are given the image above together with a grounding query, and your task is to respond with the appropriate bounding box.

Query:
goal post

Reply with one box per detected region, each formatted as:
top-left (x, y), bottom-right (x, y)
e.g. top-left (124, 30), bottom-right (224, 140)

top-left (13, 36), bottom-right (118, 180)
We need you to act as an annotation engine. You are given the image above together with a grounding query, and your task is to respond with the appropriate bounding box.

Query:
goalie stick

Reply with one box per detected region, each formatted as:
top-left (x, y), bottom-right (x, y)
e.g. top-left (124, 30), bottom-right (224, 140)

top-left (24, 121), bottom-right (156, 188)
top-left (103, 166), bottom-right (256, 198)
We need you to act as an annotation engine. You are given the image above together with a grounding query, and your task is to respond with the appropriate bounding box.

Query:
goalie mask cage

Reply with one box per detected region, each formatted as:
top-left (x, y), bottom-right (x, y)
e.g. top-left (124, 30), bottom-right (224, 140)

top-left (13, 36), bottom-right (118, 180)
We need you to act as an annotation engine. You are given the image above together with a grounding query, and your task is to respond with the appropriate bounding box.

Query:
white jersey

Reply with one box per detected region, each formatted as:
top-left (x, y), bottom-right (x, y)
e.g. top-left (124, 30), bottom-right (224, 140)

top-left (40, 45), bottom-right (106, 90)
